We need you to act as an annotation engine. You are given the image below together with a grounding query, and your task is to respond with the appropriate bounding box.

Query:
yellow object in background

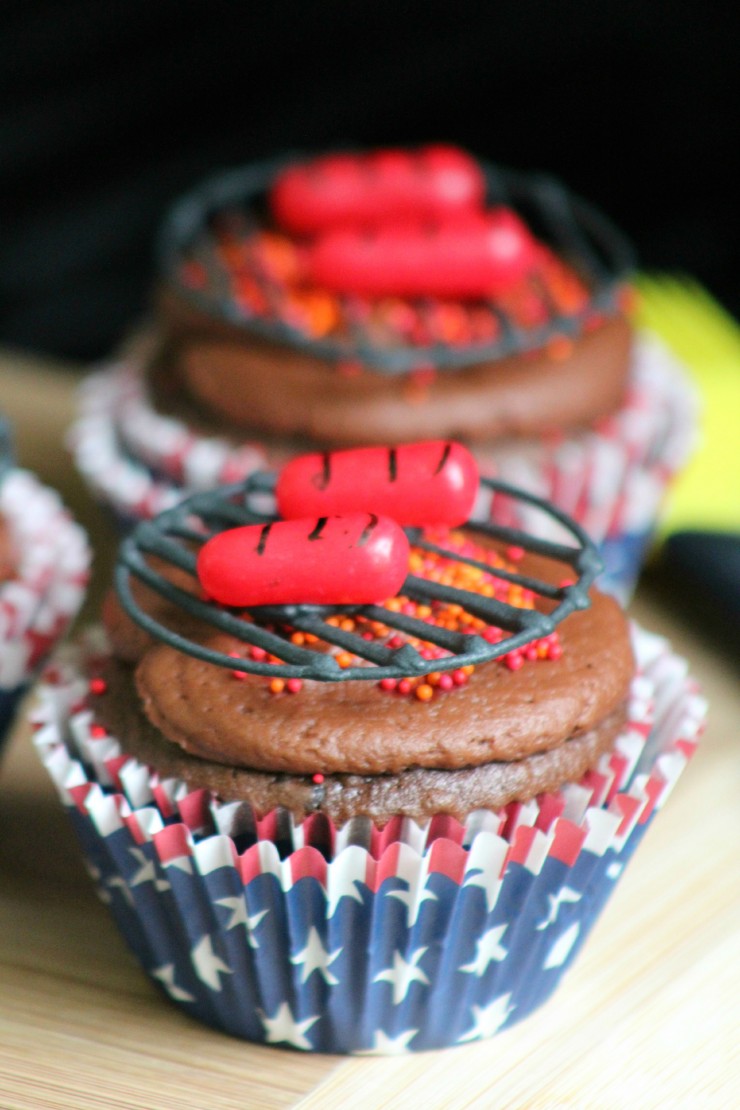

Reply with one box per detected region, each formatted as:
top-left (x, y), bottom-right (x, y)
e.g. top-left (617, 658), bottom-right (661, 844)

top-left (636, 274), bottom-right (740, 536)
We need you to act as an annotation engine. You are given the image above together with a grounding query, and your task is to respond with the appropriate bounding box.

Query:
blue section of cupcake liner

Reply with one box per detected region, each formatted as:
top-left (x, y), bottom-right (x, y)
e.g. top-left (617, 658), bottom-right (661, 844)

top-left (597, 529), bottom-right (653, 604)
top-left (66, 804), bottom-right (652, 1053)
top-left (0, 684), bottom-right (28, 753)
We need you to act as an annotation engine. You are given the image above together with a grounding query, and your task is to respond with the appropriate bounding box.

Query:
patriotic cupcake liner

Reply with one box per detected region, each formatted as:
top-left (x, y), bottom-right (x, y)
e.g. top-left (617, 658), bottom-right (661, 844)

top-left (0, 468), bottom-right (91, 749)
top-left (69, 331), bottom-right (696, 601)
top-left (31, 626), bottom-right (704, 1052)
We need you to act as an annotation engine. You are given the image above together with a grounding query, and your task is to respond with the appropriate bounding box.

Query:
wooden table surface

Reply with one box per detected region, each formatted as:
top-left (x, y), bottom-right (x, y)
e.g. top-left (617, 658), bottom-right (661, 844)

top-left (1, 351), bottom-right (738, 1109)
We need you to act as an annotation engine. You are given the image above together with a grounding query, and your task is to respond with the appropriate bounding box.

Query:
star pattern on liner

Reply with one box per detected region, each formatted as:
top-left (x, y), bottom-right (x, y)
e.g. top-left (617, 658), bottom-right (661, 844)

top-left (458, 993), bottom-right (514, 1042)
top-left (325, 877), bottom-right (365, 919)
top-left (535, 885), bottom-right (582, 931)
top-left (607, 861), bottom-right (624, 880)
top-left (191, 934), bottom-right (233, 991)
top-left (373, 946), bottom-right (430, 1005)
top-left (358, 1027), bottom-right (420, 1055)
top-left (543, 922), bottom-right (581, 970)
top-left (459, 924), bottom-right (508, 977)
top-left (386, 878), bottom-right (438, 926)
top-left (290, 926), bottom-right (343, 985)
top-left (463, 859), bottom-right (502, 914)
top-left (128, 847), bottom-right (170, 892)
top-left (261, 1001), bottom-right (320, 1051)
top-left (215, 896), bottom-right (268, 944)
top-left (105, 874), bottom-right (134, 907)
top-left (152, 962), bottom-right (196, 1003)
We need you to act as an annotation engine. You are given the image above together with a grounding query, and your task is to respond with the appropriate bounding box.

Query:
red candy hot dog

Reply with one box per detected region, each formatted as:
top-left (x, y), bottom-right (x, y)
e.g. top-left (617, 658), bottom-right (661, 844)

top-left (276, 441), bottom-right (480, 527)
top-left (270, 145), bottom-right (486, 235)
top-left (306, 208), bottom-right (538, 299)
top-left (197, 514), bottom-right (410, 607)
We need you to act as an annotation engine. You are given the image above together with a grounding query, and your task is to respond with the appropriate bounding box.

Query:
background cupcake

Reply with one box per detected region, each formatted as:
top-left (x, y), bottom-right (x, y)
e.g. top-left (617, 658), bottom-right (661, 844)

top-left (0, 416), bottom-right (90, 752)
top-left (69, 146), bottom-right (697, 602)
top-left (32, 454), bottom-right (705, 1051)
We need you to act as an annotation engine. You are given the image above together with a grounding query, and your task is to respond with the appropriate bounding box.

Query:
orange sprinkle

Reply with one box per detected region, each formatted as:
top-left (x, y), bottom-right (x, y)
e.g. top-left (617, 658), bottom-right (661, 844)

top-left (415, 683), bottom-right (434, 702)
top-left (269, 678), bottom-right (285, 695)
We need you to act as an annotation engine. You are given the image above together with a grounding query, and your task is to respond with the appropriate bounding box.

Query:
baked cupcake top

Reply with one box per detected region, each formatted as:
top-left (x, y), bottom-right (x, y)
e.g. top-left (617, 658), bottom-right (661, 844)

top-left (98, 444), bottom-right (634, 820)
top-left (150, 146), bottom-right (636, 447)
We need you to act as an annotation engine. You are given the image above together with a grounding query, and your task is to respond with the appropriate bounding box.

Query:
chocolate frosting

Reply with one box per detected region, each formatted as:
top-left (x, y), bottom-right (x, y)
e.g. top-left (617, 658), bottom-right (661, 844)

top-left (95, 655), bottom-right (627, 823)
top-left (103, 546), bottom-right (634, 779)
top-left (153, 288), bottom-right (633, 447)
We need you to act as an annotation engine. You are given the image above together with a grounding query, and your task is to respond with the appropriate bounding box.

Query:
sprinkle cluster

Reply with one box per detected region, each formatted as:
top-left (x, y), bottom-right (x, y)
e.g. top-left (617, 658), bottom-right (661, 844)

top-left (224, 531), bottom-right (563, 702)
top-left (178, 216), bottom-right (600, 359)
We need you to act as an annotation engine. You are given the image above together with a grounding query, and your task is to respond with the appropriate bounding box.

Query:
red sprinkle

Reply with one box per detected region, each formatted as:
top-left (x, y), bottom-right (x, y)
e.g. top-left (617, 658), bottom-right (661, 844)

top-left (312, 773), bottom-right (325, 785)
top-left (88, 677), bottom-right (107, 695)
top-left (286, 678), bottom-right (303, 694)
top-left (89, 724), bottom-right (107, 739)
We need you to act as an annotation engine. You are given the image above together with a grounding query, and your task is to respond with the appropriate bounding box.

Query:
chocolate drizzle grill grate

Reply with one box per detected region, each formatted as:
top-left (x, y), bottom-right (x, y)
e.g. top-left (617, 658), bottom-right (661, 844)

top-left (157, 155), bottom-right (636, 375)
top-left (115, 473), bottom-right (602, 682)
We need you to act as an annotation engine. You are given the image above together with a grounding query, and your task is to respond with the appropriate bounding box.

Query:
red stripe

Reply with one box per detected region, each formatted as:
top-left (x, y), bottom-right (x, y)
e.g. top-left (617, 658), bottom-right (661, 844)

top-left (550, 819), bottom-right (587, 866)
top-left (289, 846), bottom-right (327, 885)
top-left (153, 823), bottom-right (192, 863)
top-left (428, 839), bottom-right (467, 884)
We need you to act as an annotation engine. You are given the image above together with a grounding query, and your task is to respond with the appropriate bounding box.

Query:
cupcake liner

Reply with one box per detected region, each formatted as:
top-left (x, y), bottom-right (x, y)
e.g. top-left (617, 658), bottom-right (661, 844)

top-left (69, 330), bottom-right (696, 601)
top-left (31, 626), bottom-right (704, 1052)
top-left (0, 467), bottom-right (90, 746)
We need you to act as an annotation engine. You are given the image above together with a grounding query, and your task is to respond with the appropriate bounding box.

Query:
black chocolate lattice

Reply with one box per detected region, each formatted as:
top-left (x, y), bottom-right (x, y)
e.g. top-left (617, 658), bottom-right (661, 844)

top-left (115, 473), bottom-right (602, 682)
top-left (157, 154), bottom-right (636, 375)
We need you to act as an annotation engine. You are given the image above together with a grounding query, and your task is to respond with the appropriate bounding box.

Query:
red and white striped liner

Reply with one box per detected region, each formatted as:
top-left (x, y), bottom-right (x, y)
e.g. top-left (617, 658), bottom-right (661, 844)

top-left (0, 468), bottom-right (90, 690)
top-left (31, 625), bottom-right (705, 883)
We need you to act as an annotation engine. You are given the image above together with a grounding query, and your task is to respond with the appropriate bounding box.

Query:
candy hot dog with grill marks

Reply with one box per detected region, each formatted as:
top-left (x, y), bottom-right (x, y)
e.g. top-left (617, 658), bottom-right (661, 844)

top-left (306, 208), bottom-right (539, 299)
top-left (276, 441), bottom-right (480, 527)
top-left (197, 513), bottom-right (410, 607)
top-left (270, 145), bottom-right (486, 235)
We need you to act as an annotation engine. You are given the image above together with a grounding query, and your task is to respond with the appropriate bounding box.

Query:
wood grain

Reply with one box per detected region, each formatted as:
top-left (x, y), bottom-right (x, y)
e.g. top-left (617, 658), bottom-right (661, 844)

top-left (1, 351), bottom-right (739, 1109)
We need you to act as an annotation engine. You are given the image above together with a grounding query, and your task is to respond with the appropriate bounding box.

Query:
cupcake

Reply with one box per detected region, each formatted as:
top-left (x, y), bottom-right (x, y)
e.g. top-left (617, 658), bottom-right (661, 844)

top-left (33, 444), bottom-right (704, 1051)
top-left (0, 416), bottom-right (90, 752)
top-left (70, 145), bottom-right (696, 600)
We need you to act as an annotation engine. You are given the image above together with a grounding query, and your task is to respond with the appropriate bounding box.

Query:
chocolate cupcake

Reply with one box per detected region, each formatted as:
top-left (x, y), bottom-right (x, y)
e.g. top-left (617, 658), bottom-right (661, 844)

top-left (33, 445), bottom-right (704, 1051)
top-left (0, 416), bottom-right (90, 752)
top-left (70, 146), bottom-right (696, 600)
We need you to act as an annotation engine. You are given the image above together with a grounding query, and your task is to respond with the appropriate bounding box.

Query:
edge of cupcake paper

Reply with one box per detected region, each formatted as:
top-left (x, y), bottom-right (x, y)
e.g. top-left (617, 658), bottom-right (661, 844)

top-left (28, 624), bottom-right (705, 1051)
top-left (0, 468), bottom-right (90, 693)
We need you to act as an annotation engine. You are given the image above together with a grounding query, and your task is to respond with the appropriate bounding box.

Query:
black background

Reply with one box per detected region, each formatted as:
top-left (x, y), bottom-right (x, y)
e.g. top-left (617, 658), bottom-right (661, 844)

top-left (1, 0), bottom-right (738, 361)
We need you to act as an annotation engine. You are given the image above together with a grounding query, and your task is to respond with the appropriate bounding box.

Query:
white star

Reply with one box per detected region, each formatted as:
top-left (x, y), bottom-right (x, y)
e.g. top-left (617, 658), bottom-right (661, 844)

top-left (606, 861), bottom-right (624, 880)
top-left (289, 926), bottom-right (342, 985)
top-left (191, 934), bottom-right (233, 991)
top-left (151, 963), bottom-right (195, 1002)
top-left (128, 847), bottom-right (170, 892)
top-left (463, 859), bottom-right (503, 914)
top-left (325, 877), bottom-right (365, 919)
top-left (459, 924), bottom-right (508, 976)
top-left (535, 886), bottom-right (582, 930)
top-left (357, 1027), bottom-right (419, 1054)
top-left (215, 896), bottom-right (268, 945)
top-left (458, 993), bottom-right (513, 1042)
top-left (373, 946), bottom-right (430, 1005)
top-left (261, 1001), bottom-right (319, 1051)
top-left (386, 879), bottom-right (438, 927)
top-left (105, 874), bottom-right (134, 906)
top-left (543, 922), bottom-right (581, 969)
